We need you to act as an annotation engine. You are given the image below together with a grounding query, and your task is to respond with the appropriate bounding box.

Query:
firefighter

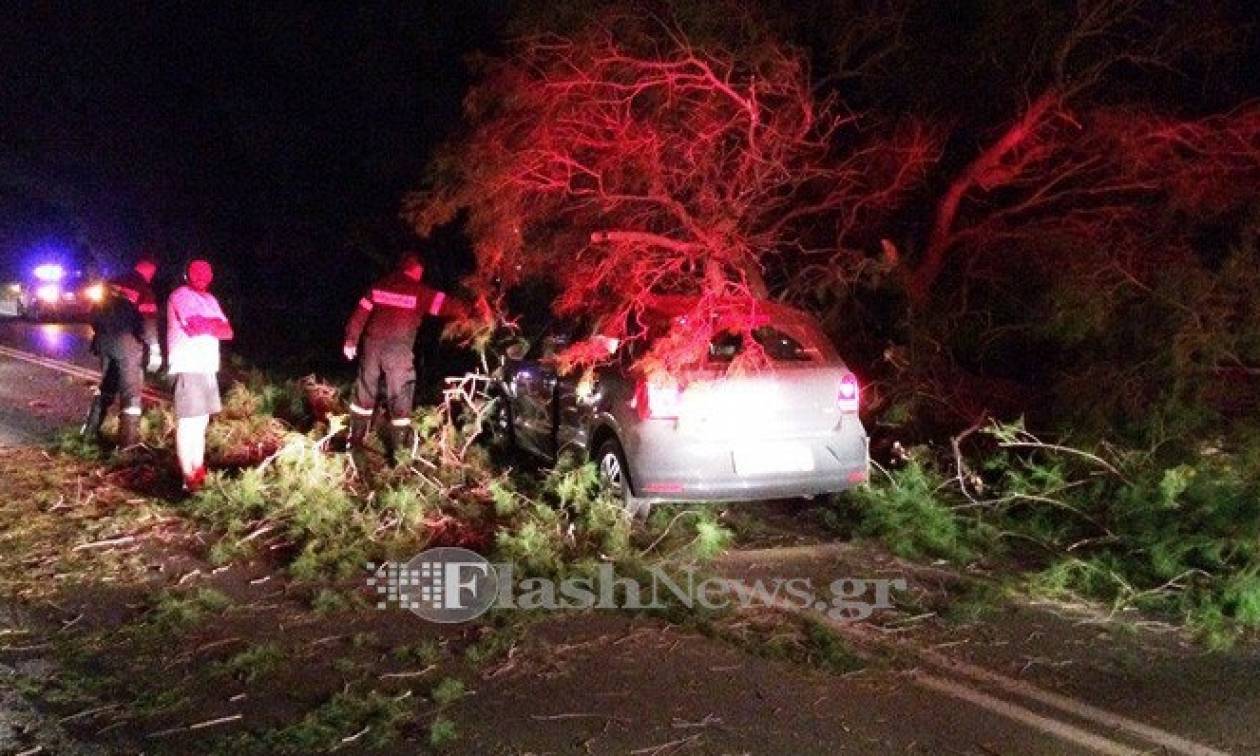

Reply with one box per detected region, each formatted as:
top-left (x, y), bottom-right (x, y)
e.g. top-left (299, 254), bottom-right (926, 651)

top-left (82, 257), bottom-right (161, 447)
top-left (343, 252), bottom-right (468, 454)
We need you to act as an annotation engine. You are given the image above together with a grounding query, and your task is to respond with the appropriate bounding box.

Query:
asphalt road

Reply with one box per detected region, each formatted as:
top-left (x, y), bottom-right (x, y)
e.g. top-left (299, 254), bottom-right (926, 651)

top-left (0, 311), bottom-right (1253, 754)
top-left (0, 315), bottom-right (99, 445)
top-left (0, 310), bottom-right (98, 366)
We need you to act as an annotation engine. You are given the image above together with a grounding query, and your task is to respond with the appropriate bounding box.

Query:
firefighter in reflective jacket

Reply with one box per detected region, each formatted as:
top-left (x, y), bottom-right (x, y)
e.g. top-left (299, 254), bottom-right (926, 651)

top-left (343, 253), bottom-right (468, 452)
top-left (82, 257), bottom-right (161, 447)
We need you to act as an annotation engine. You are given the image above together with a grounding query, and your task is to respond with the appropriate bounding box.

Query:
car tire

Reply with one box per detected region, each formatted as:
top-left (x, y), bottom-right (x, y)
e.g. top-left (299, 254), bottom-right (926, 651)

top-left (595, 438), bottom-right (650, 520)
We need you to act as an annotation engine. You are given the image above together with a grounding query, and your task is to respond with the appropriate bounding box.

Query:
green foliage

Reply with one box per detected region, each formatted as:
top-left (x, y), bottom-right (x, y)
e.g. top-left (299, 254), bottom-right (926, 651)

top-left (50, 405), bottom-right (175, 457)
top-left (207, 383), bottom-right (291, 467)
top-left (939, 581), bottom-right (1006, 625)
top-left (187, 433), bottom-right (392, 578)
top-left (1033, 226), bottom-right (1260, 448)
top-left (843, 420), bottom-right (1260, 645)
top-left (839, 453), bottom-right (989, 563)
top-left (802, 619), bottom-right (864, 674)
top-left (216, 642), bottom-right (287, 684)
top-left (52, 428), bottom-right (104, 460)
top-left (493, 459), bottom-right (645, 577)
top-left (689, 515), bottom-right (735, 561)
top-left (430, 677), bottom-right (466, 707)
top-left (643, 506), bottom-right (735, 562)
top-left (231, 368), bottom-right (319, 425)
top-left (706, 610), bottom-right (864, 674)
top-left (310, 588), bottom-right (358, 614)
top-left (464, 617), bottom-right (531, 669)
top-left (149, 588), bottom-right (232, 630)
top-left (223, 689), bottom-right (413, 754)
top-left (392, 639), bottom-right (443, 667)
top-left (428, 716), bottom-right (459, 749)
top-left (156, 376), bottom-right (730, 587)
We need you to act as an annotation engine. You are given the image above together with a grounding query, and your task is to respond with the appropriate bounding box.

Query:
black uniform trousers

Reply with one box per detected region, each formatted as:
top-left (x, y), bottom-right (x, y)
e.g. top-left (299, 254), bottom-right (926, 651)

top-left (96, 335), bottom-right (144, 412)
top-left (353, 340), bottom-right (416, 420)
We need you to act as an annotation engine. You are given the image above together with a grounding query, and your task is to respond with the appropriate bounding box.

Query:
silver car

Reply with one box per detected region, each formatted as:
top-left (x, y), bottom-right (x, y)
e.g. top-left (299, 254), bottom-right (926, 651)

top-left (490, 296), bottom-right (870, 514)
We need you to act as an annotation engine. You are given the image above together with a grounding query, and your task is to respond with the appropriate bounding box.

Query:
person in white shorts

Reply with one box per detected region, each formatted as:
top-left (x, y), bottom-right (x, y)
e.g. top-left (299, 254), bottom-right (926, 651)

top-left (167, 259), bottom-right (234, 492)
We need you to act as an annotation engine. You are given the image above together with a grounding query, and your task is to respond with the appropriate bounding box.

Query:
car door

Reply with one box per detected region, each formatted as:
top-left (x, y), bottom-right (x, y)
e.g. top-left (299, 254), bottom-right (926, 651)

top-left (506, 325), bottom-right (572, 458)
top-left (553, 333), bottom-right (623, 458)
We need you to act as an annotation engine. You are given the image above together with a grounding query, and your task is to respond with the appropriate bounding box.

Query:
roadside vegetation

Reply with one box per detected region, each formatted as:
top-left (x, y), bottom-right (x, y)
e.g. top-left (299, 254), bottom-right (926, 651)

top-left (836, 420), bottom-right (1260, 648)
top-left (188, 375), bottom-right (730, 584)
top-left (834, 229), bottom-right (1260, 648)
top-left (54, 367), bottom-right (732, 582)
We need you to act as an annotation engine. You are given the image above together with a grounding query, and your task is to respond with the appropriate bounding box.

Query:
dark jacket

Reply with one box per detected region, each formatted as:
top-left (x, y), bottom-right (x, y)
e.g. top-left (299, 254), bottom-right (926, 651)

top-left (344, 270), bottom-right (464, 348)
top-left (92, 270), bottom-right (159, 351)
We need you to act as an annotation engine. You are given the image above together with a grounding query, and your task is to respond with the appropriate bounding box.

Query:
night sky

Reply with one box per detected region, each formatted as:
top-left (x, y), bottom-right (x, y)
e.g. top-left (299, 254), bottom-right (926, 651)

top-left (0, 2), bottom-right (506, 284)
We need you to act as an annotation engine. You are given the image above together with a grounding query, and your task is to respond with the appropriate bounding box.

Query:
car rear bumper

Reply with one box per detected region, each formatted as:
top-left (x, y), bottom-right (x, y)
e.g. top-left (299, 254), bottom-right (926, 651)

top-left (623, 419), bottom-right (870, 503)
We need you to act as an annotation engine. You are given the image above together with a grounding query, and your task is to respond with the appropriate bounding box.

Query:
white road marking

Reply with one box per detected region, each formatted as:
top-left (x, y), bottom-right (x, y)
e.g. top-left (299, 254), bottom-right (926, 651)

top-left (914, 673), bottom-right (1143, 755)
top-left (902, 637), bottom-right (1229, 756)
top-left (745, 586), bottom-right (1230, 756)
top-left (0, 344), bottom-right (167, 404)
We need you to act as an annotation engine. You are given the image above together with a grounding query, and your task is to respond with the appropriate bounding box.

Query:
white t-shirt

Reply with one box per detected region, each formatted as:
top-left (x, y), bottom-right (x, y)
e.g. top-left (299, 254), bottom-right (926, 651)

top-left (167, 286), bottom-right (228, 374)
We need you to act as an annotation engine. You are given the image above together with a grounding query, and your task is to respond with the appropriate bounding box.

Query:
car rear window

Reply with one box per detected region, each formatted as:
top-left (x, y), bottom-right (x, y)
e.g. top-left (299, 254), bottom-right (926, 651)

top-left (621, 300), bottom-right (839, 364)
top-left (708, 326), bottom-right (816, 363)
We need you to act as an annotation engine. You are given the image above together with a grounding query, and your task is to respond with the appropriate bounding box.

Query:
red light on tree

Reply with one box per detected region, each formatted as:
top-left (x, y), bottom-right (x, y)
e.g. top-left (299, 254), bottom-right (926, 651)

top-left (407, 11), bottom-right (932, 371)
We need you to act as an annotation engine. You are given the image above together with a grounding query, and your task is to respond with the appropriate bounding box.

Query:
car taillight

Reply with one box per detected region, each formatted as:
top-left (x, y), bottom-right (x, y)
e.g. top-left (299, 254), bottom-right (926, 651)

top-left (634, 376), bottom-right (683, 420)
top-left (838, 373), bottom-right (860, 413)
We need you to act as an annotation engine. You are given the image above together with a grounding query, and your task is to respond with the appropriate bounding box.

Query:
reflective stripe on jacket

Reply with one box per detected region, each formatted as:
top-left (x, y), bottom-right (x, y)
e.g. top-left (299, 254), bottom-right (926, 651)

top-left (344, 271), bottom-right (449, 347)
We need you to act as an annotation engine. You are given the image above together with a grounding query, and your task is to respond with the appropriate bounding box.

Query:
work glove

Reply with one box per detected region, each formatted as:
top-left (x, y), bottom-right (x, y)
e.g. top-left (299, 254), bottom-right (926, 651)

top-left (343, 343), bottom-right (357, 361)
top-left (145, 348), bottom-right (162, 373)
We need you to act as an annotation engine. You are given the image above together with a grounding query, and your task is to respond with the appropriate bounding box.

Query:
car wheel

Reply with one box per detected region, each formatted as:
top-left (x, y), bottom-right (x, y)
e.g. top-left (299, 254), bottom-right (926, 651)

top-left (595, 438), bottom-right (650, 520)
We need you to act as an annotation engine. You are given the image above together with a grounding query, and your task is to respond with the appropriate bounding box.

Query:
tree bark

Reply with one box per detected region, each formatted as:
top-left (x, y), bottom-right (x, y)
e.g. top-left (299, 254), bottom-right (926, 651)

top-left (907, 91), bottom-right (1060, 304)
top-left (589, 230), bottom-right (702, 254)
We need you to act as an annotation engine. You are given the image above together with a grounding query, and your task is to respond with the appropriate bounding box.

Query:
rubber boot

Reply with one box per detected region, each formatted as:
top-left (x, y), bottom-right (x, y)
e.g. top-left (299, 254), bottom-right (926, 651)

top-left (348, 414), bottom-right (371, 449)
top-left (80, 396), bottom-right (107, 440)
top-left (118, 412), bottom-right (141, 448)
top-left (386, 423), bottom-right (413, 461)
